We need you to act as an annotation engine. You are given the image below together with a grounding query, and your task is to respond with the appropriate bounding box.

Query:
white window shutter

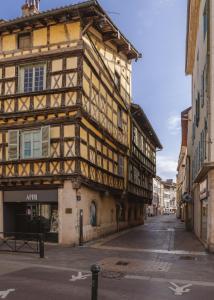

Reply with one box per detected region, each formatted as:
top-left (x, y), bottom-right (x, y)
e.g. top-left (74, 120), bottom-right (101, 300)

top-left (41, 126), bottom-right (50, 158)
top-left (8, 130), bottom-right (19, 160)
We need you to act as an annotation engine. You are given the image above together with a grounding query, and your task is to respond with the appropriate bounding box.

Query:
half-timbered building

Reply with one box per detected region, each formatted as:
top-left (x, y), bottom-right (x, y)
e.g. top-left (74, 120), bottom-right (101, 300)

top-left (0, 0), bottom-right (162, 245)
top-left (128, 104), bottom-right (162, 224)
top-left (0, 0), bottom-right (144, 244)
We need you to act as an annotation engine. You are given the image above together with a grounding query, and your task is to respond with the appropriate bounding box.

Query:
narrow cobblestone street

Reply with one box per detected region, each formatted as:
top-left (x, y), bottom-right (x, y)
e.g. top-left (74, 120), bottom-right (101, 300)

top-left (0, 215), bottom-right (214, 299)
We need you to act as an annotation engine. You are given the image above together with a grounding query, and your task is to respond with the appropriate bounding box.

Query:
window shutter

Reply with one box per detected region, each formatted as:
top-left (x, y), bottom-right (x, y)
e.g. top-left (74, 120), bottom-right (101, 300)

top-left (41, 126), bottom-right (50, 158)
top-left (8, 130), bottom-right (19, 160)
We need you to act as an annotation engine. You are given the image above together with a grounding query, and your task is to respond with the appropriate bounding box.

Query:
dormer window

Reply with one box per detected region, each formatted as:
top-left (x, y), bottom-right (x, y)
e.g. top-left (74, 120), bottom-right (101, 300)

top-left (18, 33), bottom-right (31, 49)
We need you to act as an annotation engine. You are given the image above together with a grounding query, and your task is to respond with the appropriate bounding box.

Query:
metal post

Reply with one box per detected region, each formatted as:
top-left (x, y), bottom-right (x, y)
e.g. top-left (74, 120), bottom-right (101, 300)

top-left (39, 234), bottom-right (44, 258)
top-left (91, 264), bottom-right (101, 300)
top-left (79, 209), bottom-right (83, 246)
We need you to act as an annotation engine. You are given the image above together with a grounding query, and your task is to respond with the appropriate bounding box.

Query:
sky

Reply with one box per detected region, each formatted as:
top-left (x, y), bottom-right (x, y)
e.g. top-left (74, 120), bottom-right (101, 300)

top-left (0, 0), bottom-right (191, 181)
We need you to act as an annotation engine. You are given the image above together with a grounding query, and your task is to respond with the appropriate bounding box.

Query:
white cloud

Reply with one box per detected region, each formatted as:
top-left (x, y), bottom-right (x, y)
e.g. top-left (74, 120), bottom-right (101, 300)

top-left (157, 0), bottom-right (176, 6)
top-left (167, 114), bottom-right (181, 135)
top-left (153, 0), bottom-right (176, 16)
top-left (156, 154), bottom-right (177, 181)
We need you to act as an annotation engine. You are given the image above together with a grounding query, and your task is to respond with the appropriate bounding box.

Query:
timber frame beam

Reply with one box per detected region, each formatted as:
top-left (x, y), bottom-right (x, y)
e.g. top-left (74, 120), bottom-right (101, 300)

top-left (186, 0), bottom-right (200, 75)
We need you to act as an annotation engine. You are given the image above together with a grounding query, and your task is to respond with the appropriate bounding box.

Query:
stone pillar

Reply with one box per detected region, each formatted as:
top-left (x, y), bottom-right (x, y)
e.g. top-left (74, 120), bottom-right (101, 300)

top-left (0, 191), bottom-right (3, 233)
top-left (58, 181), bottom-right (78, 245)
top-left (208, 170), bottom-right (214, 252)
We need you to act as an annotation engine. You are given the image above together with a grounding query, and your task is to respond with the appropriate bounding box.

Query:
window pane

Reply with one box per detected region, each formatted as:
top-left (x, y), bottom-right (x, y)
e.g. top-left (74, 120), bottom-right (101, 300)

top-left (23, 132), bottom-right (31, 158)
top-left (24, 67), bottom-right (33, 93)
top-left (22, 130), bottom-right (42, 159)
top-left (24, 141), bottom-right (31, 158)
top-left (34, 66), bottom-right (44, 91)
top-left (33, 131), bottom-right (41, 157)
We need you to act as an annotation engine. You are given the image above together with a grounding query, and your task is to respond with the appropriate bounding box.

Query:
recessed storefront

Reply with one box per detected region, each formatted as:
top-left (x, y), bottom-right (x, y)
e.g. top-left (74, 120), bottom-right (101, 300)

top-left (3, 189), bottom-right (58, 243)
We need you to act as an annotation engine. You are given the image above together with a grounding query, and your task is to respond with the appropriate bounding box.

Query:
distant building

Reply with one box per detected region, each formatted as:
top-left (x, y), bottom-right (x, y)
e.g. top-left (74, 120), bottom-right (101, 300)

top-left (148, 176), bottom-right (162, 216)
top-left (148, 177), bottom-right (177, 217)
top-left (161, 179), bottom-right (177, 214)
top-left (176, 107), bottom-right (192, 230)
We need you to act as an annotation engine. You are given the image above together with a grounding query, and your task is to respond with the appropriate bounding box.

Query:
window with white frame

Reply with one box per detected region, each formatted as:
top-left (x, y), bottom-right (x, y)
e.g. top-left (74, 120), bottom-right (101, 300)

top-left (8, 126), bottom-right (50, 160)
top-left (19, 64), bottom-right (46, 93)
top-left (22, 130), bottom-right (41, 159)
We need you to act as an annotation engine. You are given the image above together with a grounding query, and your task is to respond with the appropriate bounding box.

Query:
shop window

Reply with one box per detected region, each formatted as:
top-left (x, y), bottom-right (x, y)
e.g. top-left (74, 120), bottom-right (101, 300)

top-left (18, 33), bottom-right (31, 49)
top-left (19, 64), bottom-right (46, 93)
top-left (90, 201), bottom-right (97, 227)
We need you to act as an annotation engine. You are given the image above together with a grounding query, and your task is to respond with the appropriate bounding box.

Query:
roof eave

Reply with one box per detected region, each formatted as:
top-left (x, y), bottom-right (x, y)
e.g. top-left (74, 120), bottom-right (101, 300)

top-left (0, 0), bottom-right (141, 60)
top-left (131, 103), bottom-right (163, 150)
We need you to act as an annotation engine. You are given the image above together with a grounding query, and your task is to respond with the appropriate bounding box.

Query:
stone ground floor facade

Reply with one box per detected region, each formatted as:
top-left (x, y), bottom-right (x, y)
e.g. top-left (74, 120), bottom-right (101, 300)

top-left (0, 180), bottom-right (144, 245)
top-left (192, 169), bottom-right (214, 252)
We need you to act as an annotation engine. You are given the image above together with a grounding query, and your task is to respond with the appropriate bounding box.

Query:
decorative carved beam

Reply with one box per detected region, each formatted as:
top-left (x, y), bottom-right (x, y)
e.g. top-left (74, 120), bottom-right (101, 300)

top-left (103, 31), bottom-right (120, 42)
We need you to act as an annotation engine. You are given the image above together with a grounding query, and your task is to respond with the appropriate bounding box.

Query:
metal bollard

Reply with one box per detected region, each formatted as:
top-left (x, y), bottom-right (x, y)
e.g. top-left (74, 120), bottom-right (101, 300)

top-left (39, 234), bottom-right (45, 258)
top-left (91, 264), bottom-right (101, 300)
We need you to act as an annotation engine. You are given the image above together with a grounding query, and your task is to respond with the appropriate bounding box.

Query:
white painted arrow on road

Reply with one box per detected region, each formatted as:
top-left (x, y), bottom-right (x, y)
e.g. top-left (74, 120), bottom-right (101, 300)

top-left (169, 282), bottom-right (192, 296)
top-left (0, 289), bottom-right (15, 299)
top-left (69, 272), bottom-right (91, 282)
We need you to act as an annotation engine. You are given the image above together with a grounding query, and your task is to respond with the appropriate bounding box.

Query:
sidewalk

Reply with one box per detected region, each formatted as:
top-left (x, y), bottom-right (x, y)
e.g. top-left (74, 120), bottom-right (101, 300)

top-left (0, 215), bottom-right (214, 299)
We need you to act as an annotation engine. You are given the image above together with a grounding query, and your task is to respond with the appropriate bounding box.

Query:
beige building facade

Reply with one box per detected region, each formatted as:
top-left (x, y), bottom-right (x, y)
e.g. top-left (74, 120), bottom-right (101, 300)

top-left (186, 0), bottom-right (214, 251)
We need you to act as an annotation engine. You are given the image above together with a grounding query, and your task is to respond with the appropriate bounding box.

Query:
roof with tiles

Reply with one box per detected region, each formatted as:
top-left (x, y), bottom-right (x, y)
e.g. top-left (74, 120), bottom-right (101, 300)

top-left (0, 0), bottom-right (141, 60)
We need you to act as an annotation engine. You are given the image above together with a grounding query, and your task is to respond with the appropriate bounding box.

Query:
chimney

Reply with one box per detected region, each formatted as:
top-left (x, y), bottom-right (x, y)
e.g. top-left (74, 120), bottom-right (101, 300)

top-left (22, 0), bottom-right (40, 17)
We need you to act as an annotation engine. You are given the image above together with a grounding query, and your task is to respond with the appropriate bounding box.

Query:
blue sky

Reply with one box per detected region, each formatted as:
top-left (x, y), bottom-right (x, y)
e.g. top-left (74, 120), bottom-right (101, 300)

top-left (0, 0), bottom-right (191, 181)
